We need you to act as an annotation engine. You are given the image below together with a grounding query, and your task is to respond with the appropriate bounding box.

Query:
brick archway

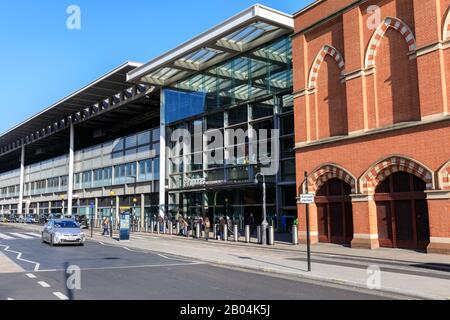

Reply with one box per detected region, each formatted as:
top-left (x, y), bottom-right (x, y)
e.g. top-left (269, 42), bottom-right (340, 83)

top-left (444, 8), bottom-right (450, 40)
top-left (306, 164), bottom-right (356, 195)
top-left (438, 160), bottom-right (450, 190)
top-left (360, 156), bottom-right (434, 195)
top-left (365, 17), bottom-right (416, 68)
top-left (308, 45), bottom-right (345, 89)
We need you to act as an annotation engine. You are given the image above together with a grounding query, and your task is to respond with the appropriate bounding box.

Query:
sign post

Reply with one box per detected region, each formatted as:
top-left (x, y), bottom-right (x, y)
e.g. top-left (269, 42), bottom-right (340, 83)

top-left (301, 172), bottom-right (314, 272)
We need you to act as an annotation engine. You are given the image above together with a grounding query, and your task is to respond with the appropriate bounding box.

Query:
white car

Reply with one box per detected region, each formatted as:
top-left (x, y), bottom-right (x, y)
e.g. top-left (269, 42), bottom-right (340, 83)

top-left (42, 219), bottom-right (85, 246)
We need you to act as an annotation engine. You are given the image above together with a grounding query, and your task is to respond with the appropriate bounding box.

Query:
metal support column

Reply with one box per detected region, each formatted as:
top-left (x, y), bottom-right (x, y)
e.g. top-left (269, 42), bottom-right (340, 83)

top-left (17, 145), bottom-right (25, 217)
top-left (140, 194), bottom-right (145, 230)
top-left (159, 89), bottom-right (167, 220)
top-left (67, 124), bottom-right (75, 217)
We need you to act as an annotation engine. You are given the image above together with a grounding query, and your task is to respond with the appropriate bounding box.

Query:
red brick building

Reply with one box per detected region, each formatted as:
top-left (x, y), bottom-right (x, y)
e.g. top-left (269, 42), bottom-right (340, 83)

top-left (293, 0), bottom-right (450, 254)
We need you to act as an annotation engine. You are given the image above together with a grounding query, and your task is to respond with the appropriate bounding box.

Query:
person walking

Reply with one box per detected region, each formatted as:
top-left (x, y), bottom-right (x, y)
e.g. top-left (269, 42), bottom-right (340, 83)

top-left (248, 213), bottom-right (255, 234)
top-left (102, 217), bottom-right (110, 236)
top-left (203, 217), bottom-right (211, 241)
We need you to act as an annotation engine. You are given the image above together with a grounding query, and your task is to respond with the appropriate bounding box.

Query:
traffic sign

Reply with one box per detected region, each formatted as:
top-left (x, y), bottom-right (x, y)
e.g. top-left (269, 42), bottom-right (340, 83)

top-left (300, 194), bottom-right (315, 204)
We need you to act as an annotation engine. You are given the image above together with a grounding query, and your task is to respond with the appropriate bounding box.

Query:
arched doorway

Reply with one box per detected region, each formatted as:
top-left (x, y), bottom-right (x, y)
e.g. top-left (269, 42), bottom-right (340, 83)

top-left (316, 178), bottom-right (353, 245)
top-left (375, 172), bottom-right (430, 250)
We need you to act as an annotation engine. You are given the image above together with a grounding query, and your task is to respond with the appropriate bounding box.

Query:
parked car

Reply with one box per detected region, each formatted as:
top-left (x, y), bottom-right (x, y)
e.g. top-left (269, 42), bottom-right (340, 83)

top-left (42, 219), bottom-right (85, 246)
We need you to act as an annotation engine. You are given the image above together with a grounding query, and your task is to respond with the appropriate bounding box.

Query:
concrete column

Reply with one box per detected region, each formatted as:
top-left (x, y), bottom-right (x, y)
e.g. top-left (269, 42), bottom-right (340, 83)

top-left (115, 195), bottom-right (120, 222)
top-left (18, 145), bottom-right (25, 216)
top-left (94, 198), bottom-right (98, 220)
top-left (140, 194), bottom-right (145, 229)
top-left (67, 124), bottom-right (75, 217)
top-left (159, 89), bottom-right (166, 219)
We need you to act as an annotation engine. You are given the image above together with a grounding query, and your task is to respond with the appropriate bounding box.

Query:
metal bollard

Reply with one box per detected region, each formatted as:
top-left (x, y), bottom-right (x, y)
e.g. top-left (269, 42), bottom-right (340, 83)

top-left (184, 226), bottom-right (189, 237)
top-left (156, 222), bottom-right (160, 234)
top-left (150, 220), bottom-right (155, 234)
top-left (233, 225), bottom-right (239, 242)
top-left (168, 221), bottom-right (173, 235)
top-left (257, 225), bottom-right (261, 244)
top-left (176, 222), bottom-right (180, 235)
top-left (223, 225), bottom-right (228, 241)
top-left (268, 226), bottom-right (274, 246)
top-left (145, 222), bottom-right (148, 233)
top-left (196, 223), bottom-right (201, 239)
top-left (245, 225), bottom-right (250, 243)
top-left (163, 222), bottom-right (167, 234)
top-left (292, 225), bottom-right (299, 245)
top-left (213, 224), bottom-right (217, 239)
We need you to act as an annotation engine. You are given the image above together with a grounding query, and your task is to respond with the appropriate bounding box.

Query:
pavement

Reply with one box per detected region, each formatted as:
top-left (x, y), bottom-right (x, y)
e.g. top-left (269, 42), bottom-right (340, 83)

top-left (1, 222), bottom-right (450, 300)
top-left (0, 223), bottom-right (395, 300)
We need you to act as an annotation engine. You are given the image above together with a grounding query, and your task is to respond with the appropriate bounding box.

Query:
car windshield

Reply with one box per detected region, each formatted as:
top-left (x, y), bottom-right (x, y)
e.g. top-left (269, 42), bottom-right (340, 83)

top-left (53, 221), bottom-right (79, 229)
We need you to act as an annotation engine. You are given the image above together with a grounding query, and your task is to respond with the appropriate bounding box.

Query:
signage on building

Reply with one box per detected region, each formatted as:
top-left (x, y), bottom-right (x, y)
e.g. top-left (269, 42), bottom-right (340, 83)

top-left (300, 194), bottom-right (315, 204)
top-left (184, 177), bottom-right (206, 188)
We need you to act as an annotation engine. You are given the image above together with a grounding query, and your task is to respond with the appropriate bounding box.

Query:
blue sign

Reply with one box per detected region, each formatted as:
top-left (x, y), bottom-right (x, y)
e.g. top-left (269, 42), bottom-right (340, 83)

top-left (90, 202), bottom-right (95, 209)
top-left (119, 212), bottom-right (130, 241)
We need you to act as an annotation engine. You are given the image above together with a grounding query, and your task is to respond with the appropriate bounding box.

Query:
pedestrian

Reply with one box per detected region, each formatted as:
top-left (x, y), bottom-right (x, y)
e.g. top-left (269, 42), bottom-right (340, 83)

top-left (102, 217), bottom-right (110, 236)
top-left (203, 217), bottom-right (211, 241)
top-left (219, 216), bottom-right (226, 240)
top-left (248, 213), bottom-right (255, 234)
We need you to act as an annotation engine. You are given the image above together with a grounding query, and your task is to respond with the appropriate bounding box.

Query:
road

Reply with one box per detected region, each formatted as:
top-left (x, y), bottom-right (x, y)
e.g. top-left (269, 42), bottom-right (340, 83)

top-left (0, 224), bottom-right (396, 300)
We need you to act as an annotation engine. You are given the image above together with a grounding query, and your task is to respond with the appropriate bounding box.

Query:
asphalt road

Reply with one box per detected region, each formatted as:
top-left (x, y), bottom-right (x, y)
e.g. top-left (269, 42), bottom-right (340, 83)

top-left (0, 224), bottom-right (394, 300)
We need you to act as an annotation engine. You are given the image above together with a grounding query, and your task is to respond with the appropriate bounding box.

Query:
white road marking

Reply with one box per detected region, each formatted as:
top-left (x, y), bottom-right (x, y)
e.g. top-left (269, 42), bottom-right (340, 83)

top-left (0, 244), bottom-right (41, 271)
top-left (53, 292), bottom-right (69, 300)
top-left (9, 233), bottom-right (34, 239)
top-left (25, 233), bottom-right (41, 238)
top-left (0, 233), bottom-right (14, 240)
top-left (26, 273), bottom-right (37, 279)
top-left (37, 281), bottom-right (51, 288)
top-left (36, 262), bottom-right (205, 273)
top-left (7, 298), bottom-right (14, 300)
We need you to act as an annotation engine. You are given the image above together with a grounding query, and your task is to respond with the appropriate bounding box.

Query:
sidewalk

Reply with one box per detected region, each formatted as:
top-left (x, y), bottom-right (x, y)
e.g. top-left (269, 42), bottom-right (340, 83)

top-left (4, 223), bottom-right (450, 300)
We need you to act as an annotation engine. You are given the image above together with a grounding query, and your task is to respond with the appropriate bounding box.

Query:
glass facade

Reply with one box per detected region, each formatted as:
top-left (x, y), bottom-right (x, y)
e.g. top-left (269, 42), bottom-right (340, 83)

top-left (166, 36), bottom-right (295, 231)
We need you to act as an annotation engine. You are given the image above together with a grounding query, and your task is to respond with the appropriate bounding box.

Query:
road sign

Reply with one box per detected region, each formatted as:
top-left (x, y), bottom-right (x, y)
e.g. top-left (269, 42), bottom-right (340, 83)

top-left (89, 202), bottom-right (95, 209)
top-left (300, 194), bottom-right (315, 204)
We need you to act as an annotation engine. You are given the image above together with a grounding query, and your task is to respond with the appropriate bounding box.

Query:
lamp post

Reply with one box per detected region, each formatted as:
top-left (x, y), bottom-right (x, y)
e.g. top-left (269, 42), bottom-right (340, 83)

top-left (128, 174), bottom-right (138, 232)
top-left (110, 191), bottom-right (115, 238)
top-left (255, 172), bottom-right (268, 246)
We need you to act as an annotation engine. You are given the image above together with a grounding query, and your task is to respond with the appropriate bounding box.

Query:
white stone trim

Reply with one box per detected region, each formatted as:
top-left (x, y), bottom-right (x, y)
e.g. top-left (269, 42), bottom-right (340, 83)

top-left (430, 237), bottom-right (450, 244)
top-left (354, 233), bottom-right (379, 240)
top-left (299, 231), bottom-right (319, 237)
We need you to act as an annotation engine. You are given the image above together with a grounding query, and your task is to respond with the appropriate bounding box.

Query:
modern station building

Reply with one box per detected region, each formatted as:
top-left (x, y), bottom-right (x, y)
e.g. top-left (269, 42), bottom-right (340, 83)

top-left (1, 0), bottom-right (449, 254)
top-left (293, 0), bottom-right (450, 254)
top-left (0, 5), bottom-right (296, 232)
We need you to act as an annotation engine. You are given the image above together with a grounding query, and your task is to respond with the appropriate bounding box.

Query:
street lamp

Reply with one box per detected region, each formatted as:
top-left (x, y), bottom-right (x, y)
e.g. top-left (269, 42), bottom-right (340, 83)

top-left (110, 191), bottom-right (115, 238)
top-left (255, 172), bottom-right (268, 246)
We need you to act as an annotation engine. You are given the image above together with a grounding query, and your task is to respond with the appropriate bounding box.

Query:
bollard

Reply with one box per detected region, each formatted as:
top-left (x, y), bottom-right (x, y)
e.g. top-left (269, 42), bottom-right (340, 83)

top-left (184, 226), bottom-right (189, 237)
top-left (163, 222), bottom-right (167, 234)
top-left (223, 225), bottom-right (228, 241)
top-left (257, 225), bottom-right (262, 244)
top-left (213, 224), bottom-right (217, 239)
top-left (150, 220), bottom-right (155, 234)
top-left (176, 221), bottom-right (180, 236)
top-left (233, 225), bottom-right (239, 242)
top-left (196, 223), bottom-right (201, 239)
top-left (268, 226), bottom-right (274, 246)
top-left (156, 222), bottom-right (160, 234)
top-left (245, 225), bottom-right (250, 243)
top-left (145, 222), bottom-right (148, 233)
top-left (292, 225), bottom-right (299, 245)
top-left (168, 221), bottom-right (173, 235)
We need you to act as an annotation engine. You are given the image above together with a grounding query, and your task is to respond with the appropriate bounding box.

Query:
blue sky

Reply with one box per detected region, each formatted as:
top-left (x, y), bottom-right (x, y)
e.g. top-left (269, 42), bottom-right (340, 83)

top-left (0, 0), bottom-right (309, 134)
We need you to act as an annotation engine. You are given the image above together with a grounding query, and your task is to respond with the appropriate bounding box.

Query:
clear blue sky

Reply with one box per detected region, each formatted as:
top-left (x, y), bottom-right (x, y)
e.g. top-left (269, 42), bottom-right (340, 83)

top-left (0, 0), bottom-right (309, 134)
